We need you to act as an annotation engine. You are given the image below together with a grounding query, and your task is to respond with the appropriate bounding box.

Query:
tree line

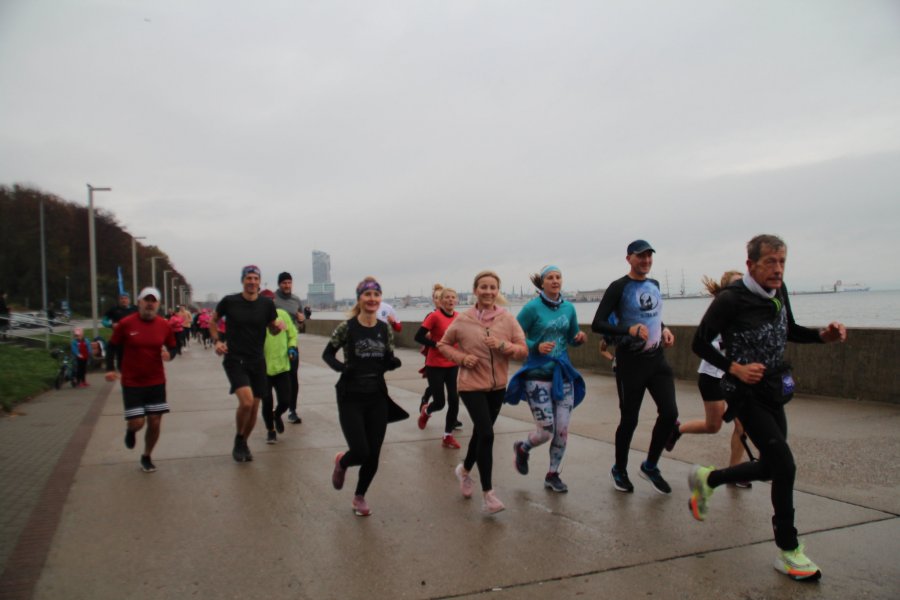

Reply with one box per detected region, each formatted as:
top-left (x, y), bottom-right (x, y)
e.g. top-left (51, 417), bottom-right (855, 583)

top-left (0, 184), bottom-right (189, 315)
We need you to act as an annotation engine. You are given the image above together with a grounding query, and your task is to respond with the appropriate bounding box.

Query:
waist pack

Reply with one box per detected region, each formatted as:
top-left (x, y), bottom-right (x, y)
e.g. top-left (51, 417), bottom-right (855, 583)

top-left (761, 363), bottom-right (795, 405)
top-left (721, 362), bottom-right (795, 417)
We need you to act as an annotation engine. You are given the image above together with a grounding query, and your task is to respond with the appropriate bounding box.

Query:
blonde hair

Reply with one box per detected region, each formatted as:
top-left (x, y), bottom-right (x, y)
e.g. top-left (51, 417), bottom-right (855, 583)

top-left (439, 287), bottom-right (457, 300)
top-left (702, 270), bottom-right (742, 296)
top-left (348, 276), bottom-right (381, 318)
top-left (472, 270), bottom-right (507, 305)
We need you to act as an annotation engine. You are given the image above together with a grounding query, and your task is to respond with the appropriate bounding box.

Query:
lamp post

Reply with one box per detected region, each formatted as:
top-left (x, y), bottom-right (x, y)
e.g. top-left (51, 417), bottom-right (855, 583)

top-left (150, 257), bottom-right (164, 293)
top-left (171, 277), bottom-right (179, 310)
top-left (131, 236), bottom-right (146, 300)
top-left (87, 184), bottom-right (111, 338)
top-left (163, 270), bottom-right (172, 315)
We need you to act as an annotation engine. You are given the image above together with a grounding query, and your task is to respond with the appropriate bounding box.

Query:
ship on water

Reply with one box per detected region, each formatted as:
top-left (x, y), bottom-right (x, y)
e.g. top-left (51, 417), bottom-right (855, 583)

top-left (791, 280), bottom-right (871, 295)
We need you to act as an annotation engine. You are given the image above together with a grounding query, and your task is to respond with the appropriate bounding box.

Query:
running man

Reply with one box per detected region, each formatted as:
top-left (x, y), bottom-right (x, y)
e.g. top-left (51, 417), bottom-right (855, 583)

top-left (209, 266), bottom-right (286, 463)
top-left (591, 240), bottom-right (678, 495)
top-left (688, 234), bottom-right (846, 581)
top-left (273, 272), bottom-right (306, 424)
top-left (104, 292), bottom-right (138, 327)
top-left (105, 287), bottom-right (178, 472)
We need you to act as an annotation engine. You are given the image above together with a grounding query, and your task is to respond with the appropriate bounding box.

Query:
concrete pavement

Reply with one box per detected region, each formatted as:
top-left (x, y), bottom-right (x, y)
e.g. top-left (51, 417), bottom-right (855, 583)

top-left (1, 333), bottom-right (897, 599)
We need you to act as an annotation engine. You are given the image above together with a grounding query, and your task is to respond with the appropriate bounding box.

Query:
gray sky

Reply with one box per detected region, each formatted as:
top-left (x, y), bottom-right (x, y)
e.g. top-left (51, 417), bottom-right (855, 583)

top-left (2, 0), bottom-right (899, 301)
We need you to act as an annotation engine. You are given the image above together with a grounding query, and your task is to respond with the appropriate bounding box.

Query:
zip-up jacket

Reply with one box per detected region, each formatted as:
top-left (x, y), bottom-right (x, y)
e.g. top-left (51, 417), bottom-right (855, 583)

top-left (438, 307), bottom-right (527, 392)
top-left (264, 308), bottom-right (298, 376)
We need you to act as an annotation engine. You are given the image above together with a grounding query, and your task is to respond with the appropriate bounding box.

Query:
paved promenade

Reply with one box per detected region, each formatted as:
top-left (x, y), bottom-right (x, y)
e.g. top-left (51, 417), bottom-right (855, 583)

top-left (1, 333), bottom-right (898, 599)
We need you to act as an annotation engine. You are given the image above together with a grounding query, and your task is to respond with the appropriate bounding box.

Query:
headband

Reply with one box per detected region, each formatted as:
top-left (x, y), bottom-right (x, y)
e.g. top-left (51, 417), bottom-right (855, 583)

top-left (356, 280), bottom-right (382, 298)
top-left (540, 265), bottom-right (561, 279)
top-left (241, 265), bottom-right (261, 280)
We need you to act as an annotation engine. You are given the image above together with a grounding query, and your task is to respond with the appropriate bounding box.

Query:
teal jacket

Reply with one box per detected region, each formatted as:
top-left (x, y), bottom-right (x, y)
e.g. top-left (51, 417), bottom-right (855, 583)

top-left (264, 308), bottom-right (298, 376)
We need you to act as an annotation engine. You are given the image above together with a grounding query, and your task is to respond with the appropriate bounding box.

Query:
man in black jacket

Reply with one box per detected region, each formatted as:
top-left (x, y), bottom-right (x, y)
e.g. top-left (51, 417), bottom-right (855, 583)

top-left (689, 234), bottom-right (846, 582)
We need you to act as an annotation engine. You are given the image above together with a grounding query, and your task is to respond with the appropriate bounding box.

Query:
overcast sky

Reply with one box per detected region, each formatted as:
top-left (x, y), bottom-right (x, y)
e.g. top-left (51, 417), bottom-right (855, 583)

top-left (2, 0), bottom-right (899, 301)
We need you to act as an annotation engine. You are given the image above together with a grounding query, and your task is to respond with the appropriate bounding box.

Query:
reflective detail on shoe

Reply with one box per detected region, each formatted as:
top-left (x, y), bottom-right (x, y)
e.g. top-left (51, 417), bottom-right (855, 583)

top-left (140, 455), bottom-right (156, 473)
top-left (610, 466), bottom-right (634, 493)
top-left (125, 429), bottom-right (136, 450)
top-left (266, 430), bottom-right (277, 444)
top-left (442, 435), bottom-right (461, 449)
top-left (733, 480), bottom-right (752, 489)
top-left (513, 441), bottom-right (529, 475)
top-left (481, 490), bottom-right (505, 514)
top-left (417, 403), bottom-right (430, 430)
top-left (774, 543), bottom-right (822, 581)
top-left (455, 463), bottom-right (474, 499)
top-left (453, 420), bottom-right (463, 431)
top-left (544, 472), bottom-right (568, 493)
top-left (332, 452), bottom-right (346, 490)
top-left (665, 420), bottom-right (682, 452)
top-left (352, 495), bottom-right (371, 517)
top-left (639, 462), bottom-right (672, 495)
top-left (688, 465), bottom-right (715, 521)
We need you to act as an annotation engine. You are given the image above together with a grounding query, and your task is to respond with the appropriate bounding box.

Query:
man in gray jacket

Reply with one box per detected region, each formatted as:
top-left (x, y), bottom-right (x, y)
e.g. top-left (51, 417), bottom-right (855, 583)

top-left (274, 272), bottom-right (306, 423)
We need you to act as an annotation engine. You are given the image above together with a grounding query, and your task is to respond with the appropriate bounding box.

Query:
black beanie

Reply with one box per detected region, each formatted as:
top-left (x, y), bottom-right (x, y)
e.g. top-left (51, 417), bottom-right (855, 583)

top-left (278, 272), bottom-right (292, 284)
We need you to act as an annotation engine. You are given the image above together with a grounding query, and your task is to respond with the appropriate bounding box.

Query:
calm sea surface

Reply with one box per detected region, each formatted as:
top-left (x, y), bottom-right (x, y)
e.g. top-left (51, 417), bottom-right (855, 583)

top-left (312, 290), bottom-right (900, 329)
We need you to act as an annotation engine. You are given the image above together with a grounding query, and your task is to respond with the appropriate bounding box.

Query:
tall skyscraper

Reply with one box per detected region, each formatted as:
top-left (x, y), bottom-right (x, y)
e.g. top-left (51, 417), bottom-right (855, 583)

top-left (308, 250), bottom-right (336, 308)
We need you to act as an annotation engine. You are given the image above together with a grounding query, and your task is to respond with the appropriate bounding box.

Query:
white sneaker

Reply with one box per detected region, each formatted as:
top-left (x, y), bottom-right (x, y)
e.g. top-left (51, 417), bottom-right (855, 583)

top-left (482, 490), bottom-right (505, 514)
top-left (455, 463), bottom-right (474, 499)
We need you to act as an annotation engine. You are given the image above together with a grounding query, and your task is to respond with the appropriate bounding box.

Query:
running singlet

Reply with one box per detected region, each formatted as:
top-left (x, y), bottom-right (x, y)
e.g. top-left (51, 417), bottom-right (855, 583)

top-left (109, 313), bottom-right (177, 387)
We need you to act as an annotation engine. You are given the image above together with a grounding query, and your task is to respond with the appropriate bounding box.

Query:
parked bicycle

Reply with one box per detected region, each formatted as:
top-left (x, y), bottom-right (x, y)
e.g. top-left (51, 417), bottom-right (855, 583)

top-left (51, 347), bottom-right (76, 389)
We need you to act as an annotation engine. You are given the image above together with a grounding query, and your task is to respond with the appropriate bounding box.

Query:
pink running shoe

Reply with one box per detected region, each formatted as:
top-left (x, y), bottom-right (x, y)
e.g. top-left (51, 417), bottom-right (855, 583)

top-left (455, 463), bottom-right (474, 499)
top-left (482, 490), bottom-right (505, 514)
top-left (352, 495), bottom-right (371, 517)
top-left (332, 452), bottom-right (346, 490)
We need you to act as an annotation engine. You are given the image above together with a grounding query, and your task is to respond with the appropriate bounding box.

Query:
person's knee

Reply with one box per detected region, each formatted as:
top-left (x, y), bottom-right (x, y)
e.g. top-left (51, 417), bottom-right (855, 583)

top-left (705, 420), bottom-right (723, 434)
top-left (128, 417), bottom-right (145, 431)
top-left (532, 427), bottom-right (552, 445)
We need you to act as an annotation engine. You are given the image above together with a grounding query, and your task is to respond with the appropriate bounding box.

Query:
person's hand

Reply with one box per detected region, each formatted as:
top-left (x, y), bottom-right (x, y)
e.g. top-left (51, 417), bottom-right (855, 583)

top-left (104, 371), bottom-right (119, 382)
top-left (462, 354), bottom-right (478, 368)
top-left (820, 322), bottom-right (847, 343)
top-left (387, 315), bottom-right (397, 326)
top-left (215, 340), bottom-right (228, 356)
top-left (288, 347), bottom-right (298, 361)
top-left (730, 362), bottom-right (765, 385)
top-left (161, 348), bottom-right (171, 362)
top-left (538, 341), bottom-right (556, 355)
top-left (484, 335), bottom-right (500, 350)
top-left (662, 328), bottom-right (675, 348)
top-left (274, 319), bottom-right (287, 332)
top-left (573, 331), bottom-right (587, 345)
top-left (630, 323), bottom-right (649, 341)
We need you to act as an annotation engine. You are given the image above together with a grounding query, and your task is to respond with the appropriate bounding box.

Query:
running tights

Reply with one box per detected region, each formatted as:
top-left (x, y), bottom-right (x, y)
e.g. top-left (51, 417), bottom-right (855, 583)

top-left (460, 389), bottom-right (505, 492)
top-left (337, 391), bottom-right (389, 497)
top-left (522, 380), bottom-right (574, 473)
top-left (261, 371), bottom-right (290, 431)
top-left (425, 366), bottom-right (459, 434)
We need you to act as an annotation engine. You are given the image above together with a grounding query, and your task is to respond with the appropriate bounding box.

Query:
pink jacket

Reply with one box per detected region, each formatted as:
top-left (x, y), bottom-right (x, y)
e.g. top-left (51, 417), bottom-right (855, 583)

top-left (438, 307), bottom-right (527, 392)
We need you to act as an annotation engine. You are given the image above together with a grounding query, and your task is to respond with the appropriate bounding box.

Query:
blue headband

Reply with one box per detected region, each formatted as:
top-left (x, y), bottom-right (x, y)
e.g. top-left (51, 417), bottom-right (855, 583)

top-left (241, 265), bottom-right (261, 280)
top-left (540, 265), bottom-right (561, 279)
top-left (356, 280), bottom-right (382, 298)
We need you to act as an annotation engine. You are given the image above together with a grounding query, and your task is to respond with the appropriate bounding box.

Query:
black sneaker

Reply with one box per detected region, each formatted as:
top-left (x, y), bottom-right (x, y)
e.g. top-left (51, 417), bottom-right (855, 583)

top-left (665, 420), bottom-right (682, 452)
top-left (233, 435), bottom-right (248, 463)
top-left (639, 462), bottom-right (672, 494)
top-left (274, 413), bottom-right (285, 433)
top-left (453, 420), bottom-right (463, 431)
top-left (611, 466), bottom-right (634, 493)
top-left (243, 438), bottom-right (254, 462)
top-left (544, 472), bottom-right (568, 493)
top-left (124, 429), bottom-right (136, 450)
top-left (266, 430), bottom-right (277, 444)
top-left (140, 455), bottom-right (156, 473)
top-left (513, 441), bottom-right (529, 475)
top-left (287, 412), bottom-right (301, 424)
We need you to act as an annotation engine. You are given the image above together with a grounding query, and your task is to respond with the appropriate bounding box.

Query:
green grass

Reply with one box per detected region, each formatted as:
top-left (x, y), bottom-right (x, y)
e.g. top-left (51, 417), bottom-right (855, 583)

top-left (0, 344), bottom-right (60, 411)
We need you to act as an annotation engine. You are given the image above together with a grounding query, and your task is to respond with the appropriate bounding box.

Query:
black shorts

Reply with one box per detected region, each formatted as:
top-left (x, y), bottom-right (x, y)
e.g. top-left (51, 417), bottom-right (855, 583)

top-left (122, 384), bottom-right (169, 420)
top-left (698, 373), bottom-right (725, 402)
top-left (223, 357), bottom-right (267, 398)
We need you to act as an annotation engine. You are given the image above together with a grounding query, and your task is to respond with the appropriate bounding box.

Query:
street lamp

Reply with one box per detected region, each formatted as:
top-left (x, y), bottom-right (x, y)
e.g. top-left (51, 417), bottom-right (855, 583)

top-left (151, 257), bottom-right (164, 292)
top-left (163, 270), bottom-right (172, 314)
top-left (87, 184), bottom-right (111, 338)
top-left (131, 236), bottom-right (147, 300)
top-left (171, 277), bottom-right (179, 310)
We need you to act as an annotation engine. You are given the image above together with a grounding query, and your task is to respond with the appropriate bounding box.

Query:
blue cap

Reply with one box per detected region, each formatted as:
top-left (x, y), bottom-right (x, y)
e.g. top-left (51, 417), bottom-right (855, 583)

top-left (627, 240), bottom-right (655, 255)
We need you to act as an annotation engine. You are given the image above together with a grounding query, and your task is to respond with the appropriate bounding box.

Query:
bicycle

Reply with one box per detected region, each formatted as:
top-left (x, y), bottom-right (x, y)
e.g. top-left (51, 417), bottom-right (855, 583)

top-left (51, 347), bottom-right (77, 389)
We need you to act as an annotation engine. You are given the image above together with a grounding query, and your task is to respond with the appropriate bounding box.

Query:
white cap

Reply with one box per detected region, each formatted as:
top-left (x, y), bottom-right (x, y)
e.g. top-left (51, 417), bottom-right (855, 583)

top-left (137, 287), bottom-right (162, 301)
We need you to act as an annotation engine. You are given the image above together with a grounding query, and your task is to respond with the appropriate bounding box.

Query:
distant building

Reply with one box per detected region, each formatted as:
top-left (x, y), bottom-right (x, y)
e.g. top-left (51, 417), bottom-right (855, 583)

top-left (574, 288), bottom-right (606, 302)
top-left (308, 250), bottom-right (336, 308)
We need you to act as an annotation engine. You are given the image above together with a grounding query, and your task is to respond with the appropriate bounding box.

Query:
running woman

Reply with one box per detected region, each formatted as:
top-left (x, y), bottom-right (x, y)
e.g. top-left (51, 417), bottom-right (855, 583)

top-left (689, 234), bottom-right (846, 581)
top-left (105, 287), bottom-right (178, 472)
top-left (418, 284), bottom-right (444, 412)
top-left (209, 266), bottom-right (286, 463)
top-left (591, 239), bottom-right (678, 495)
top-left (438, 270), bottom-right (527, 514)
top-left (415, 287), bottom-right (462, 449)
top-left (666, 271), bottom-right (751, 484)
top-left (322, 277), bottom-right (406, 517)
top-left (506, 266), bottom-right (586, 493)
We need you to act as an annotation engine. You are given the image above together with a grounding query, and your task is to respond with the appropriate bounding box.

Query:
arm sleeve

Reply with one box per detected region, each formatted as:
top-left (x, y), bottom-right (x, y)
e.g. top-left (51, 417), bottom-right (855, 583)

top-left (322, 322), bottom-right (348, 372)
top-left (414, 326), bottom-right (436, 348)
top-left (516, 303), bottom-right (539, 352)
top-left (507, 316), bottom-right (529, 360)
top-left (567, 305), bottom-right (582, 343)
top-left (591, 280), bottom-right (632, 337)
top-left (692, 295), bottom-right (735, 373)
top-left (437, 321), bottom-right (466, 364)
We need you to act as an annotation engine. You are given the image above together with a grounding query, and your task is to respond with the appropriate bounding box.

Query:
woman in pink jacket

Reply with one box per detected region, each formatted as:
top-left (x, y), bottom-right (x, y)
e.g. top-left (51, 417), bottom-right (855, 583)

top-left (438, 270), bottom-right (527, 514)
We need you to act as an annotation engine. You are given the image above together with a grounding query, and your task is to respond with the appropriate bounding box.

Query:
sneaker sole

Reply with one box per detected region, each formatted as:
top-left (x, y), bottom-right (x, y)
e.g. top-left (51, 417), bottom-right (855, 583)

top-left (481, 505), bottom-right (505, 515)
top-left (688, 495), bottom-right (705, 521)
top-left (639, 470), bottom-right (671, 495)
top-left (775, 563), bottom-right (822, 582)
top-left (353, 508), bottom-right (371, 517)
top-left (610, 472), bottom-right (633, 493)
top-left (513, 442), bottom-right (529, 475)
top-left (544, 482), bottom-right (568, 493)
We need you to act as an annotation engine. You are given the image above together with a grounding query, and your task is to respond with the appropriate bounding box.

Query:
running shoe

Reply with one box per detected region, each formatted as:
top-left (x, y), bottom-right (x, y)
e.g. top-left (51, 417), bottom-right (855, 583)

top-left (610, 465), bottom-right (634, 493)
top-left (774, 543), bottom-right (822, 581)
top-left (513, 441), bottom-right (530, 475)
top-left (733, 480), bottom-right (752, 489)
top-left (482, 490), bottom-right (505, 514)
top-left (124, 429), bottom-right (136, 450)
top-left (140, 455), bottom-right (157, 473)
top-left (441, 435), bottom-right (461, 449)
top-left (665, 420), bottom-right (682, 452)
top-left (243, 441), bottom-right (253, 462)
top-left (352, 495), bottom-right (371, 517)
top-left (544, 472), bottom-right (568, 493)
top-left (233, 435), bottom-right (248, 463)
top-left (417, 404), bottom-right (430, 430)
top-left (688, 465), bottom-right (715, 521)
top-left (274, 412), bottom-right (285, 433)
top-left (266, 430), bottom-right (277, 444)
top-left (455, 463), bottom-right (474, 499)
top-left (639, 462), bottom-right (672, 495)
top-left (453, 420), bottom-right (463, 431)
top-left (287, 412), bottom-right (300, 424)
top-left (332, 452), bottom-right (346, 490)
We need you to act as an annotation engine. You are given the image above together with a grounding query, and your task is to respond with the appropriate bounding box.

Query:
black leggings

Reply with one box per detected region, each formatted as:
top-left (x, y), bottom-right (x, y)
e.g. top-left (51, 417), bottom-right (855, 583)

top-left (261, 371), bottom-right (290, 431)
top-left (460, 389), bottom-right (505, 492)
top-left (75, 358), bottom-right (87, 384)
top-left (425, 366), bottom-right (459, 434)
top-left (337, 391), bottom-right (389, 497)
top-left (707, 396), bottom-right (797, 550)
top-left (288, 357), bottom-right (300, 413)
top-left (613, 351), bottom-right (678, 470)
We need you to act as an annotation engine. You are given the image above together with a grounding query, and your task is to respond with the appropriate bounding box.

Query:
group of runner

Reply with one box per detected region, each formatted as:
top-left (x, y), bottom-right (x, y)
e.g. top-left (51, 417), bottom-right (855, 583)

top-left (103, 234), bottom-right (847, 583)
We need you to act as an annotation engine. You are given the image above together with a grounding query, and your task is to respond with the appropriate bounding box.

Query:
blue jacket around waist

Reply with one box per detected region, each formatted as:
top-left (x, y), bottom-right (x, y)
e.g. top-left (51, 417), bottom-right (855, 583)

top-left (505, 353), bottom-right (586, 408)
